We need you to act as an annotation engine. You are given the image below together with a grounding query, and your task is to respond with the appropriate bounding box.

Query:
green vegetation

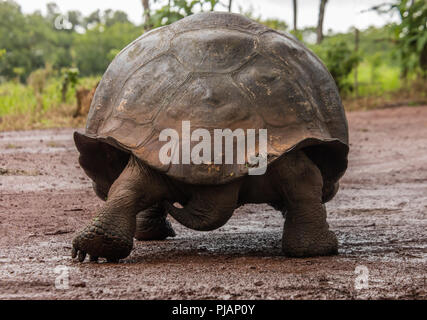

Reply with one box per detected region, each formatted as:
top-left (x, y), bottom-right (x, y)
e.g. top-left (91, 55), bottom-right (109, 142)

top-left (0, 76), bottom-right (99, 130)
top-left (60, 68), bottom-right (79, 102)
top-left (310, 39), bottom-right (360, 92)
top-left (372, 0), bottom-right (427, 77)
top-left (307, 0), bottom-right (426, 101)
top-left (348, 62), bottom-right (401, 96)
top-left (73, 23), bottom-right (142, 76)
top-left (149, 0), bottom-right (220, 28)
top-left (0, 0), bottom-right (426, 131)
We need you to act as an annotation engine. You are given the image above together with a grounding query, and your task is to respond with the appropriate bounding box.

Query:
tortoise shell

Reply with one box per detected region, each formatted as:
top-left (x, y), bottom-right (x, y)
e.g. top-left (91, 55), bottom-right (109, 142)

top-left (75, 12), bottom-right (349, 189)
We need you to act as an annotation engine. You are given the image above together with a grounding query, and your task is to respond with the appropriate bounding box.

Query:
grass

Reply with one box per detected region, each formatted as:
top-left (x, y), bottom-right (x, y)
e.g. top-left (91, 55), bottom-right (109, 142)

top-left (348, 62), bottom-right (401, 97)
top-left (343, 77), bottom-right (427, 111)
top-left (0, 76), bottom-right (99, 131)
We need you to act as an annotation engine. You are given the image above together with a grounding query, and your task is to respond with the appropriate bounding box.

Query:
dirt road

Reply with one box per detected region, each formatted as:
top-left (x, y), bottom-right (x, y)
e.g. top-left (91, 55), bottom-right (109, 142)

top-left (0, 106), bottom-right (426, 299)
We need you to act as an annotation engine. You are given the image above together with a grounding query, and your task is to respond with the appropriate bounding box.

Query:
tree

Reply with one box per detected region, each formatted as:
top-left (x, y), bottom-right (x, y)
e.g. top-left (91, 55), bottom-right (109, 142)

top-left (74, 22), bottom-right (142, 76)
top-left (66, 10), bottom-right (83, 31)
top-left (61, 68), bottom-right (79, 102)
top-left (370, 0), bottom-right (427, 78)
top-left (316, 0), bottom-right (328, 44)
top-left (84, 9), bottom-right (101, 28)
top-left (46, 2), bottom-right (60, 24)
top-left (0, 2), bottom-right (145, 80)
top-left (149, 0), bottom-right (219, 28)
top-left (292, 0), bottom-right (297, 31)
top-left (0, 1), bottom-right (54, 80)
top-left (312, 39), bottom-right (360, 93)
top-left (141, 0), bottom-right (152, 30)
top-left (392, 0), bottom-right (426, 77)
top-left (104, 10), bottom-right (130, 27)
top-left (262, 19), bottom-right (288, 32)
top-left (228, 0), bottom-right (232, 12)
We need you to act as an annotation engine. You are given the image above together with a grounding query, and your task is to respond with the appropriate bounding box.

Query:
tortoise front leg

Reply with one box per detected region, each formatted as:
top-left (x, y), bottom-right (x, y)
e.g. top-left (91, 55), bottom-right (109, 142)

top-left (275, 150), bottom-right (338, 257)
top-left (135, 204), bottom-right (176, 241)
top-left (72, 156), bottom-right (166, 262)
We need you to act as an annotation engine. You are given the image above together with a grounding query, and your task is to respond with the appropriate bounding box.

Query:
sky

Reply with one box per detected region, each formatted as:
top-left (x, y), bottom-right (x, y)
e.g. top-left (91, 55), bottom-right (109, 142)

top-left (15, 0), bottom-right (400, 33)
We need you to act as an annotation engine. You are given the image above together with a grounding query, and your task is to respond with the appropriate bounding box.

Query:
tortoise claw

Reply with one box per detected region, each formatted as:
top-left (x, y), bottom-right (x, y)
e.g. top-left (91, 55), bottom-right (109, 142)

top-left (78, 250), bottom-right (87, 262)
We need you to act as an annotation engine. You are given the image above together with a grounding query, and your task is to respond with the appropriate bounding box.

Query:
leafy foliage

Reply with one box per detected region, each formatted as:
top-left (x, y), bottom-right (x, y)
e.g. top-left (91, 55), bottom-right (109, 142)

top-left (373, 0), bottom-right (427, 77)
top-left (0, 0), bottom-right (141, 80)
top-left (149, 0), bottom-right (219, 28)
top-left (0, 1), bottom-right (47, 80)
top-left (0, 0), bottom-right (423, 101)
top-left (393, 0), bottom-right (427, 77)
top-left (27, 67), bottom-right (52, 94)
top-left (73, 23), bottom-right (142, 76)
top-left (237, 5), bottom-right (289, 32)
top-left (311, 39), bottom-right (360, 92)
top-left (260, 19), bottom-right (288, 32)
top-left (60, 67), bottom-right (79, 102)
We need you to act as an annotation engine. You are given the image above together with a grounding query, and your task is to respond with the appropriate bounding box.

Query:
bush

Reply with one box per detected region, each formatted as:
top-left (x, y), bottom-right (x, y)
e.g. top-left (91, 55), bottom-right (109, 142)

top-left (60, 68), bottom-right (79, 102)
top-left (311, 40), bottom-right (360, 93)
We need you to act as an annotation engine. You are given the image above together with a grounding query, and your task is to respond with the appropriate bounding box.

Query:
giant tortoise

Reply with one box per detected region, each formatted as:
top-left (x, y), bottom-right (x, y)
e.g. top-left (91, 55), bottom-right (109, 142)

top-left (72, 12), bottom-right (349, 262)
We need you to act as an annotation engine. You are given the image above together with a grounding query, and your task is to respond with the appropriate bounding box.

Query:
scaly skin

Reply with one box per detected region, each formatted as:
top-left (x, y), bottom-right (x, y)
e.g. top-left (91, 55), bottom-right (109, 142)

top-left (72, 156), bottom-right (167, 262)
top-left (282, 203), bottom-right (338, 257)
top-left (72, 150), bottom-right (339, 262)
top-left (135, 204), bottom-right (176, 241)
top-left (72, 203), bottom-right (135, 262)
top-left (275, 151), bottom-right (338, 257)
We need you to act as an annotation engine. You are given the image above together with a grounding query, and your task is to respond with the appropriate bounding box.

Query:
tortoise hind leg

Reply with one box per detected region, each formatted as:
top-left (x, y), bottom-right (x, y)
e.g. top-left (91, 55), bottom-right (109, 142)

top-left (275, 150), bottom-right (338, 257)
top-left (135, 204), bottom-right (176, 241)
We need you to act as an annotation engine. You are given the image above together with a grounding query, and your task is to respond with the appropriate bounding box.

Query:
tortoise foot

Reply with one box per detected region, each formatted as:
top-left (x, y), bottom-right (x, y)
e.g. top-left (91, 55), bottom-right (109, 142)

top-left (72, 218), bottom-right (133, 263)
top-left (282, 228), bottom-right (338, 257)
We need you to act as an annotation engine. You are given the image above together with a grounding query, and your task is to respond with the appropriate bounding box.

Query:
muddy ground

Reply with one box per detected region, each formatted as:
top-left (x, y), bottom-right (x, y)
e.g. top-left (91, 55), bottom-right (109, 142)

top-left (0, 105), bottom-right (426, 300)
